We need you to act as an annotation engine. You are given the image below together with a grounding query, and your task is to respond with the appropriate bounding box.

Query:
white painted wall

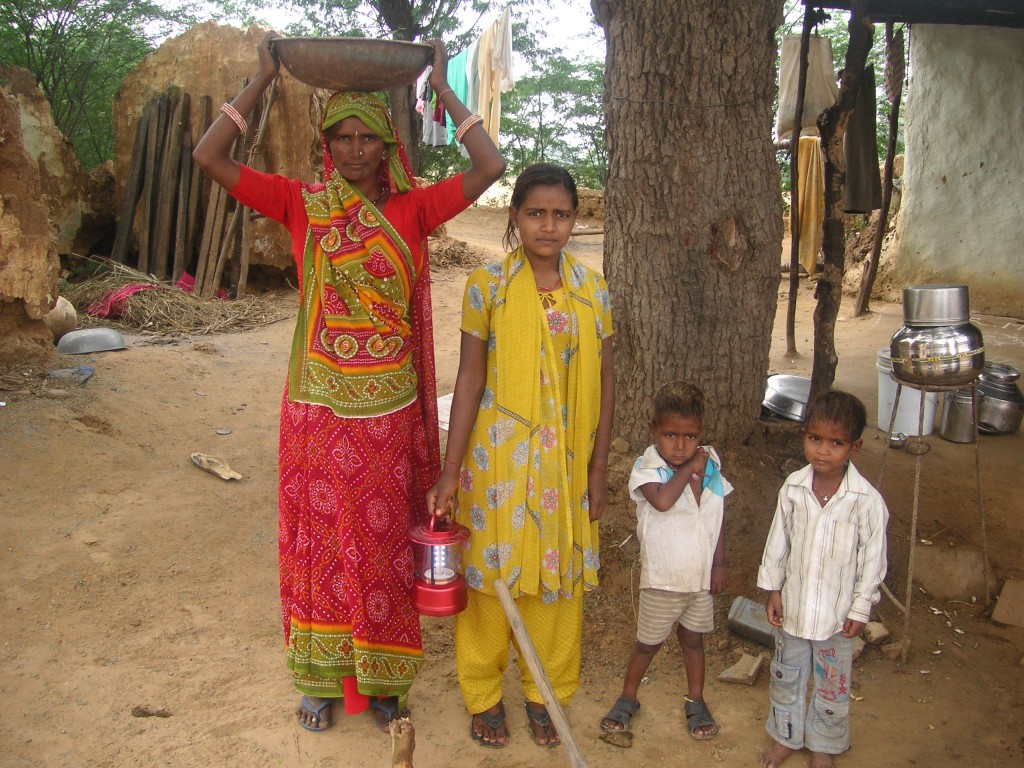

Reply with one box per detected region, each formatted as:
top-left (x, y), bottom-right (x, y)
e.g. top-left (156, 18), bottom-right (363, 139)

top-left (894, 24), bottom-right (1024, 316)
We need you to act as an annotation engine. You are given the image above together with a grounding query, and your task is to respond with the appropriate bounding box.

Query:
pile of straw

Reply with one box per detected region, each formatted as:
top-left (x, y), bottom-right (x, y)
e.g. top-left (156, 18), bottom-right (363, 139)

top-left (61, 257), bottom-right (293, 336)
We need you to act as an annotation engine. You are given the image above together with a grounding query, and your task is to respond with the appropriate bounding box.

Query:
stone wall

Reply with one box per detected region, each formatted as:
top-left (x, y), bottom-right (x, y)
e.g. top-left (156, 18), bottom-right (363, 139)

top-left (1, 66), bottom-right (114, 257)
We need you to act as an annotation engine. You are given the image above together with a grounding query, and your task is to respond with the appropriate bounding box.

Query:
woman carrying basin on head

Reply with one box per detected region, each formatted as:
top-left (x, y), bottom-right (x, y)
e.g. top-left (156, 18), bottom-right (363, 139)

top-left (193, 31), bottom-right (505, 733)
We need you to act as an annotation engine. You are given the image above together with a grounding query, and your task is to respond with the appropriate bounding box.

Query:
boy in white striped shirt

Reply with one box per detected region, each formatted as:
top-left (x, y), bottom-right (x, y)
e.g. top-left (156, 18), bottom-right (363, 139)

top-left (757, 390), bottom-right (888, 768)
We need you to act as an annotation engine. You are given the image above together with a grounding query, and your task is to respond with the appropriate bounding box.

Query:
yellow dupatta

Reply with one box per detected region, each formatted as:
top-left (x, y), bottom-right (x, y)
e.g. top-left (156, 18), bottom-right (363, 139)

top-left (491, 246), bottom-right (603, 599)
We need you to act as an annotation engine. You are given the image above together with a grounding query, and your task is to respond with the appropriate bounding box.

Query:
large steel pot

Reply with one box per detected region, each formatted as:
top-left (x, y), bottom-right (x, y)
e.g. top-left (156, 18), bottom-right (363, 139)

top-left (889, 321), bottom-right (985, 387)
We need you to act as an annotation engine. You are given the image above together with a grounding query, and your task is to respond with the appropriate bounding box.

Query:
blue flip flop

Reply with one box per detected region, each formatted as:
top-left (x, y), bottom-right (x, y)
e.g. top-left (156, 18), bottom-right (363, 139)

top-left (370, 696), bottom-right (410, 733)
top-left (297, 696), bottom-right (332, 732)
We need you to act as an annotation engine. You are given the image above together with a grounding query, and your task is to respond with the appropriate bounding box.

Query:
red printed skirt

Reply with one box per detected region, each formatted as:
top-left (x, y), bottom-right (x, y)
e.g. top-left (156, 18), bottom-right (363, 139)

top-left (278, 393), bottom-right (425, 708)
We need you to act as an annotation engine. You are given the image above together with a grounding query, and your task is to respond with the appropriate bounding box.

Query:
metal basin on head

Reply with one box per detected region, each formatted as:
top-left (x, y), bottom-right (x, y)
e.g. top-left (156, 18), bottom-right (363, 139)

top-left (273, 38), bottom-right (434, 92)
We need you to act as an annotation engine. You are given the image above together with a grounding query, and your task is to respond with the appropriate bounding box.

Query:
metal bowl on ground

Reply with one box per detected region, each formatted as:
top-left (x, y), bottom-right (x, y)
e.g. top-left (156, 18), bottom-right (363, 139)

top-left (888, 432), bottom-right (908, 448)
top-left (273, 38), bottom-right (434, 92)
top-left (56, 327), bottom-right (126, 355)
top-left (762, 374), bottom-right (812, 422)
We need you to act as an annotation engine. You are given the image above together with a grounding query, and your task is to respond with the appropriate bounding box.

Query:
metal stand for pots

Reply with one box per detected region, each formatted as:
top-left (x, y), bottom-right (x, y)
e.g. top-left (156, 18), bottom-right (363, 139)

top-left (876, 377), bottom-right (991, 665)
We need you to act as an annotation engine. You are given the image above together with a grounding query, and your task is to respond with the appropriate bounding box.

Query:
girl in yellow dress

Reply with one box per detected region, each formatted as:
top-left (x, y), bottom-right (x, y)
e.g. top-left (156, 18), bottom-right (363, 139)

top-left (427, 163), bottom-right (615, 748)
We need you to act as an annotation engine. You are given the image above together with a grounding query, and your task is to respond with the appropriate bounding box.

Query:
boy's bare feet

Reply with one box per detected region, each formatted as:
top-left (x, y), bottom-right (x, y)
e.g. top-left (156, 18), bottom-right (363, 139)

top-left (759, 742), bottom-right (796, 767)
top-left (810, 752), bottom-right (835, 768)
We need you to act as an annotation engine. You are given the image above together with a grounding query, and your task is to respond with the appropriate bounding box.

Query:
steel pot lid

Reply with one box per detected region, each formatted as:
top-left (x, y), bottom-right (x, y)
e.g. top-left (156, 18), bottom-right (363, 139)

top-left (981, 361), bottom-right (1021, 384)
top-left (902, 284), bottom-right (970, 327)
top-left (762, 374), bottom-right (811, 421)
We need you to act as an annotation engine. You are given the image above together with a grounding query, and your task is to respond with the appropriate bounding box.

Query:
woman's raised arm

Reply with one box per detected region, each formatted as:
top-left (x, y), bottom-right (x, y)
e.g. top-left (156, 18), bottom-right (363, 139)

top-left (193, 30), bottom-right (281, 190)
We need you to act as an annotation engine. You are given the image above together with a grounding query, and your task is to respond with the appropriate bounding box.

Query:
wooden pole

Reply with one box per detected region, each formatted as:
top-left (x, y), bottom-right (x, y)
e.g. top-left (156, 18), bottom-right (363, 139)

top-left (810, 0), bottom-right (874, 402)
top-left (855, 24), bottom-right (904, 317)
top-left (785, 3), bottom-right (815, 357)
top-left (492, 579), bottom-right (588, 768)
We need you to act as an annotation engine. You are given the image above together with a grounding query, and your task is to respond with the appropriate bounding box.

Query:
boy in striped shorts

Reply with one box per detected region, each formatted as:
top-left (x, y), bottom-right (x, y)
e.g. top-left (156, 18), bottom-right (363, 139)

top-left (600, 382), bottom-right (732, 743)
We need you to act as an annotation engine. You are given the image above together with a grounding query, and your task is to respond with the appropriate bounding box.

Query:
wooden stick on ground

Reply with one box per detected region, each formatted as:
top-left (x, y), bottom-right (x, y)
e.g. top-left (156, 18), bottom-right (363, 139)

top-left (389, 718), bottom-right (414, 768)
top-left (493, 578), bottom-right (588, 768)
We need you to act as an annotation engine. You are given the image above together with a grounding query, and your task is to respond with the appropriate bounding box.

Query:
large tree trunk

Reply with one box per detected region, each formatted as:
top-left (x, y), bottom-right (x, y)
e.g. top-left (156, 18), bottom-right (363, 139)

top-left (593, 0), bottom-right (784, 448)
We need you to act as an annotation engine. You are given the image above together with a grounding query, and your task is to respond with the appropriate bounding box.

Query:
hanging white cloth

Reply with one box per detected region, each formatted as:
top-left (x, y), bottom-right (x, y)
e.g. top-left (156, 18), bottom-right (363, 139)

top-left (776, 35), bottom-right (839, 141)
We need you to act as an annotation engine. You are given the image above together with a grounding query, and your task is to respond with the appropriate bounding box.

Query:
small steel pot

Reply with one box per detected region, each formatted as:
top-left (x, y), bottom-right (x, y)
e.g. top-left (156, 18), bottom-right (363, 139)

top-left (976, 362), bottom-right (1024, 434)
top-left (889, 321), bottom-right (985, 387)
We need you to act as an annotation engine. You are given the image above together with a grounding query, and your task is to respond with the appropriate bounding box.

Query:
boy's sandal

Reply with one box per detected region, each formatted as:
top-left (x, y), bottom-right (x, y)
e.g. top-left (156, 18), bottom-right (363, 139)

top-left (600, 696), bottom-right (640, 733)
top-left (684, 697), bottom-right (718, 740)
top-left (469, 703), bottom-right (508, 749)
top-left (525, 703), bottom-right (561, 747)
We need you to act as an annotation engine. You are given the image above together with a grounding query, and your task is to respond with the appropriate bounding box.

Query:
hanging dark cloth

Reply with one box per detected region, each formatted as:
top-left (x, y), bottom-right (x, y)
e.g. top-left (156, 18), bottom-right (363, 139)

top-left (844, 65), bottom-right (883, 213)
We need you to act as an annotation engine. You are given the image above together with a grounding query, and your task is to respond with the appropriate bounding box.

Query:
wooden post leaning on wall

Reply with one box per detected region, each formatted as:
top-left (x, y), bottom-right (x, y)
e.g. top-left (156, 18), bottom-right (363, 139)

top-left (137, 94), bottom-right (170, 274)
top-left (111, 104), bottom-right (152, 265)
top-left (152, 92), bottom-right (189, 279)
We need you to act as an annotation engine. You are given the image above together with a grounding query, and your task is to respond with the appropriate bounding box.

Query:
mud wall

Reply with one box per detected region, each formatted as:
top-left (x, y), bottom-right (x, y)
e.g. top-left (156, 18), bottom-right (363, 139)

top-left (891, 25), bottom-right (1024, 316)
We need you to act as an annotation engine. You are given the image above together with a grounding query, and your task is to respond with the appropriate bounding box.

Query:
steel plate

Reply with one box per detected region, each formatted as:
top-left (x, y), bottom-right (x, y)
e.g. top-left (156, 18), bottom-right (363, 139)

top-left (762, 374), bottom-right (812, 421)
top-left (273, 37), bottom-right (433, 92)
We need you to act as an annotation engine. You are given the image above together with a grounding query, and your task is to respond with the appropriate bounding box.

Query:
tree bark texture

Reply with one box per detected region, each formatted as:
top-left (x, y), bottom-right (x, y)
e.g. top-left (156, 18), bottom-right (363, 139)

top-left (812, 2), bottom-right (873, 402)
top-left (593, 0), bottom-right (784, 448)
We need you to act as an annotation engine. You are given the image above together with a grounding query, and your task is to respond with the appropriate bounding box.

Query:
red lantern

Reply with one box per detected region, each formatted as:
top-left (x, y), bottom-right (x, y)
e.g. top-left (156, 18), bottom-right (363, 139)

top-left (409, 515), bottom-right (470, 617)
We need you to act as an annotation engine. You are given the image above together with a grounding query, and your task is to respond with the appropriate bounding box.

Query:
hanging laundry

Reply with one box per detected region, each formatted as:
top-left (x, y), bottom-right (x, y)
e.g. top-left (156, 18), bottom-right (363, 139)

top-left (417, 66), bottom-right (448, 146)
top-left (776, 35), bottom-right (839, 140)
top-left (475, 7), bottom-right (515, 144)
top-left (794, 136), bottom-right (825, 276)
top-left (844, 65), bottom-right (883, 213)
top-left (444, 48), bottom-right (472, 144)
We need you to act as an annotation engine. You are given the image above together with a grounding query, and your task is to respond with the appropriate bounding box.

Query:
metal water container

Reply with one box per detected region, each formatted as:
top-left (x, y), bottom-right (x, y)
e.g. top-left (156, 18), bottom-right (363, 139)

top-left (890, 284), bottom-right (985, 387)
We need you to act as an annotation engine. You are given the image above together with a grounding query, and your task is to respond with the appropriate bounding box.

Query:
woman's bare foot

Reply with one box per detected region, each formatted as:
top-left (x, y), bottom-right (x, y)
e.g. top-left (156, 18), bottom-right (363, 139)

top-left (296, 695), bottom-right (332, 731)
top-left (810, 752), bottom-right (835, 768)
top-left (759, 742), bottom-right (796, 767)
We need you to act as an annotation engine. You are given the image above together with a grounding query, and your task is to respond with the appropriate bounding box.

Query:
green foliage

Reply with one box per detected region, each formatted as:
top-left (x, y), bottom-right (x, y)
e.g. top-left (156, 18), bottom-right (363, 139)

top-left (500, 54), bottom-right (605, 188)
top-left (0, 0), bottom-right (193, 169)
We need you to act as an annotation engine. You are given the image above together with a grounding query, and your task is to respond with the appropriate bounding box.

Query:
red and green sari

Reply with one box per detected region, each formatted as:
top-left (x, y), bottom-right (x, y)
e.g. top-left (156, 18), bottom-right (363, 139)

top-left (277, 91), bottom-right (439, 711)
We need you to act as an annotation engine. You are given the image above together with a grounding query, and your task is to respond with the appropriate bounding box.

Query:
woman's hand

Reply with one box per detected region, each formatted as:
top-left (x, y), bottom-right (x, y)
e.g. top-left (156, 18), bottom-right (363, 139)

top-left (426, 470), bottom-right (459, 518)
top-left (258, 30), bottom-right (282, 80)
top-left (425, 39), bottom-right (448, 91)
top-left (587, 468), bottom-right (607, 522)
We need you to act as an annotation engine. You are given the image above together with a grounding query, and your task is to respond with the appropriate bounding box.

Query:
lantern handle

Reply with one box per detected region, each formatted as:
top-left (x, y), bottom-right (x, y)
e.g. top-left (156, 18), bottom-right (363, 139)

top-left (429, 496), bottom-right (457, 532)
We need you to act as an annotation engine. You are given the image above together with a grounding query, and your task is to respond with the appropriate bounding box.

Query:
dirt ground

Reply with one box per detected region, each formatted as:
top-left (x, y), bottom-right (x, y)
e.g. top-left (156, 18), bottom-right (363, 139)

top-left (2, 205), bottom-right (1023, 768)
